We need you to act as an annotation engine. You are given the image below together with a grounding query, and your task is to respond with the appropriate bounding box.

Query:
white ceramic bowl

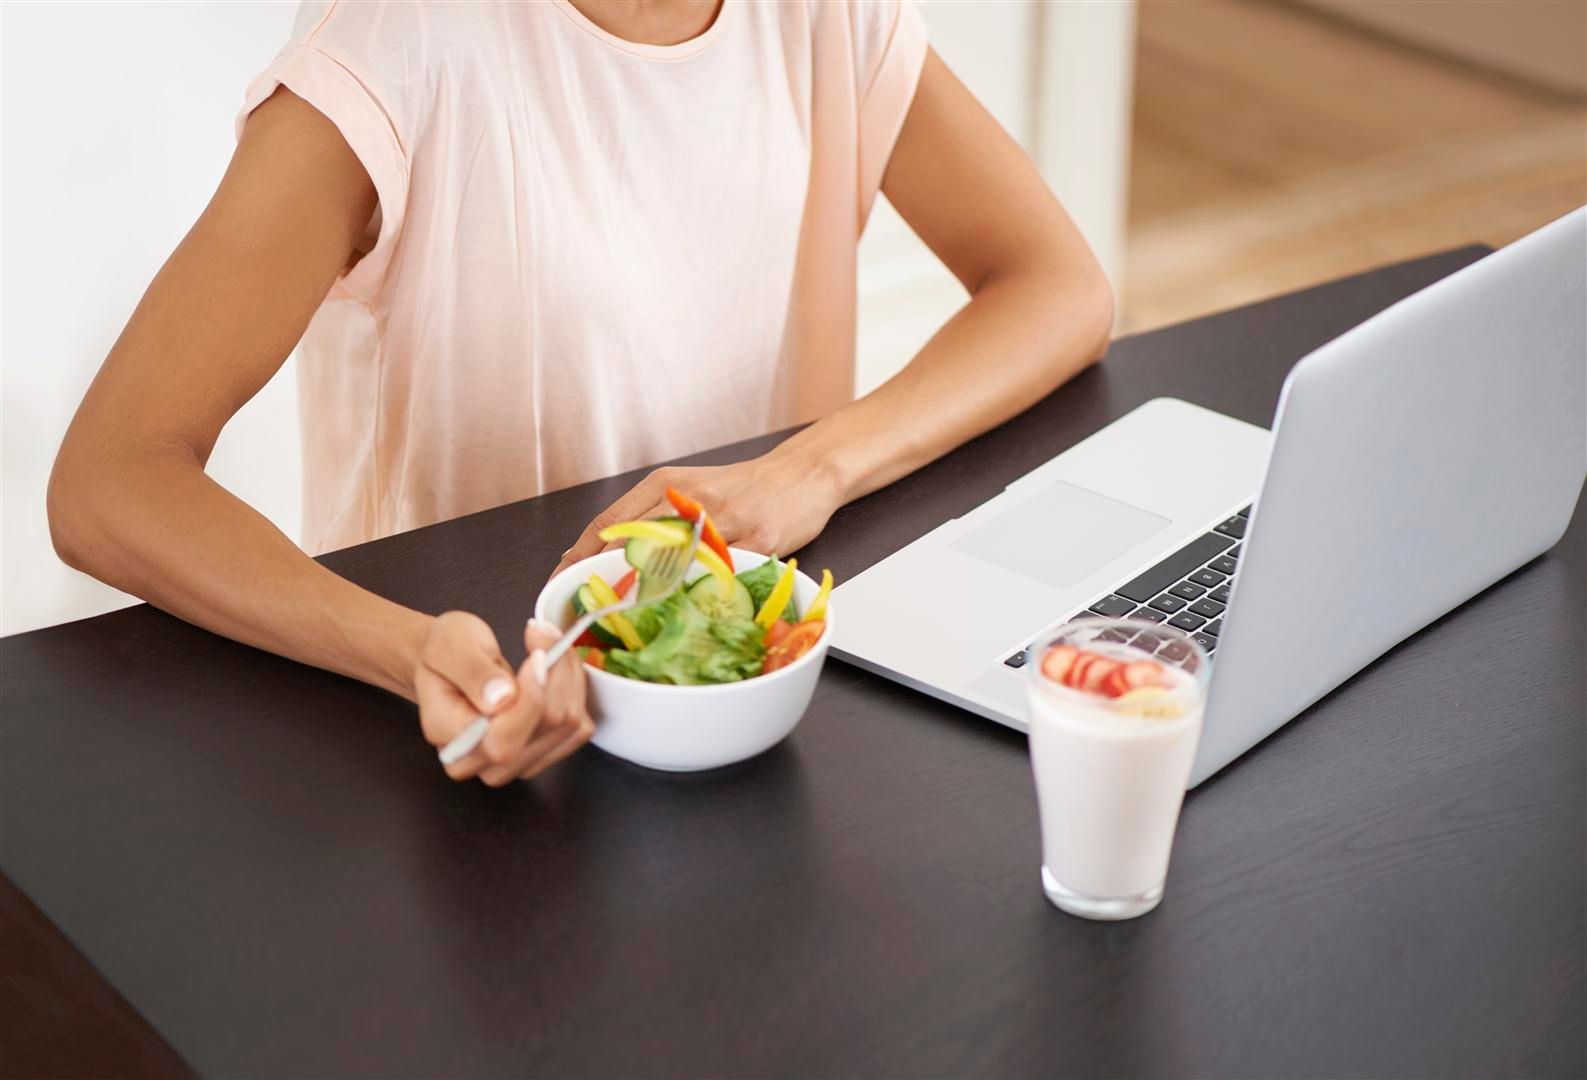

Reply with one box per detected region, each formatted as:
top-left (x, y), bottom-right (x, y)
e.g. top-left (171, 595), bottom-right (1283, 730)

top-left (534, 548), bottom-right (831, 772)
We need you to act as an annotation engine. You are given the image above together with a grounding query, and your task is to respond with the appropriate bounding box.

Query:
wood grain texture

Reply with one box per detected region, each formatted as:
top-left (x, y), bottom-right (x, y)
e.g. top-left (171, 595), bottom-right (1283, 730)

top-left (0, 877), bottom-right (195, 1079)
top-left (1126, 0), bottom-right (1587, 331)
top-left (2, 249), bottom-right (1582, 1078)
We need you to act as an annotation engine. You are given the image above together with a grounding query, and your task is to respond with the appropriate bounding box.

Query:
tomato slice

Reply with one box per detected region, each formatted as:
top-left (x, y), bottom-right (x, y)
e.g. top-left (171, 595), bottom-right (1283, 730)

top-left (764, 619), bottom-right (794, 648)
top-left (763, 621), bottom-right (824, 673)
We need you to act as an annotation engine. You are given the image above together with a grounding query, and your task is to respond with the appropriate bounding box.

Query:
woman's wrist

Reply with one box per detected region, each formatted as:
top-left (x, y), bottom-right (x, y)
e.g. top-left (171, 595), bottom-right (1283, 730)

top-left (762, 431), bottom-right (853, 511)
top-left (357, 604), bottom-right (434, 702)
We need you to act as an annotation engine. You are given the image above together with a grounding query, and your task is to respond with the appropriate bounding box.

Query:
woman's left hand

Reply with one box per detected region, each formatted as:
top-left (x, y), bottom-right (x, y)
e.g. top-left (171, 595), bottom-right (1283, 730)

top-left (553, 453), bottom-right (843, 579)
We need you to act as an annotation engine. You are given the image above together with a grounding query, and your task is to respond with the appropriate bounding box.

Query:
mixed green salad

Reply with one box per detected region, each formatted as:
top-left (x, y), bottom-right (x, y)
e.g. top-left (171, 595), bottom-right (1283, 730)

top-left (569, 488), bottom-right (832, 685)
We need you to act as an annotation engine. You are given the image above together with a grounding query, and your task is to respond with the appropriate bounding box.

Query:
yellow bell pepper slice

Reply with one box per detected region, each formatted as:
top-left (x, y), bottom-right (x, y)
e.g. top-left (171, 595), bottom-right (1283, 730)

top-left (754, 558), bottom-right (797, 630)
top-left (587, 573), bottom-right (644, 651)
top-left (596, 520), bottom-right (692, 546)
top-left (693, 543), bottom-right (738, 599)
top-left (801, 568), bottom-right (833, 623)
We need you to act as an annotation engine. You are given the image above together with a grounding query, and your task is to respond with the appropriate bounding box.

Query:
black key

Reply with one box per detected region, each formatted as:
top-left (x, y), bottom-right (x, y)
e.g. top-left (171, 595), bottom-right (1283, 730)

top-left (1209, 584), bottom-right (1232, 604)
top-left (1235, 505), bottom-right (1252, 519)
top-left (1129, 606), bottom-right (1167, 623)
top-left (1191, 632), bottom-right (1218, 652)
top-left (1114, 533), bottom-right (1237, 603)
top-left (1213, 515), bottom-right (1247, 540)
top-left (1096, 628), bottom-right (1131, 644)
top-left (1189, 597), bottom-right (1225, 619)
top-left (1159, 639), bottom-right (1192, 662)
top-left (1229, 544), bottom-right (1243, 559)
top-left (1004, 651), bottom-right (1028, 669)
top-left (1169, 580), bottom-right (1206, 601)
top-left (1203, 618), bottom-right (1222, 638)
top-left (1087, 594), bottom-right (1137, 618)
top-left (1208, 555), bottom-right (1238, 576)
top-left (1148, 594), bottom-right (1187, 614)
top-left (1131, 629), bottom-right (1169, 652)
top-left (1168, 611), bottom-right (1207, 632)
top-left (1189, 568), bottom-right (1225, 588)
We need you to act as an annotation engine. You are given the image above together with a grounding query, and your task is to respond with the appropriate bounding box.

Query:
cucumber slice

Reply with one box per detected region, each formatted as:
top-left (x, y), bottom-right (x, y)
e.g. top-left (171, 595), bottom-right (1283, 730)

top-left (622, 516), bottom-right (694, 579)
top-left (686, 574), bottom-right (755, 621)
top-left (571, 584), bottom-right (621, 648)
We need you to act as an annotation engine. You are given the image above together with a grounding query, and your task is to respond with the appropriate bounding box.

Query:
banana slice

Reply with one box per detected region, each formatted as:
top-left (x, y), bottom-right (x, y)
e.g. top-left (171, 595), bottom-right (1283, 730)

top-left (1114, 686), bottom-right (1185, 718)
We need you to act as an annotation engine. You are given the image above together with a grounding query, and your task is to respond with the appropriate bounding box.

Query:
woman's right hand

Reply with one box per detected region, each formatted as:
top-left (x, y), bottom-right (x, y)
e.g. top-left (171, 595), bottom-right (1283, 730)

top-left (414, 612), bottom-right (593, 785)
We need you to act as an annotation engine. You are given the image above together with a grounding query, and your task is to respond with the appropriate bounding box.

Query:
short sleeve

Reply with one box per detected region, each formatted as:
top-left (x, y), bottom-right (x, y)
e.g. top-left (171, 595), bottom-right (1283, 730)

top-left (852, 0), bottom-right (928, 219)
top-left (235, 7), bottom-right (410, 304)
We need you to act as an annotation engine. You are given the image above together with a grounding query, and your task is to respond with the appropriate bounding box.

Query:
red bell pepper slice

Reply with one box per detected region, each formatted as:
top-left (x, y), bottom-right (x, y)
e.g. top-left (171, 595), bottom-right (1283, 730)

top-left (699, 520), bottom-right (733, 573)
top-left (612, 569), bottom-right (637, 599)
top-left (664, 486), bottom-right (734, 572)
top-left (665, 486), bottom-right (704, 521)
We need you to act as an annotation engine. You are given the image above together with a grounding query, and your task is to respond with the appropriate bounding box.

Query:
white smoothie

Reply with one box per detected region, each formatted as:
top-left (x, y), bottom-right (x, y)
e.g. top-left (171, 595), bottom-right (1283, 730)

top-left (1027, 643), bottom-right (1204, 913)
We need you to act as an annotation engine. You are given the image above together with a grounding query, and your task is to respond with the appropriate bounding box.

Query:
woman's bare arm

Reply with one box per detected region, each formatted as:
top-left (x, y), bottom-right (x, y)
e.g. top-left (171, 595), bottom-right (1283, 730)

top-left (48, 89), bottom-right (429, 695)
top-left (787, 47), bottom-right (1110, 497)
top-left (779, 47), bottom-right (1115, 501)
top-left (557, 49), bottom-right (1113, 568)
top-left (48, 90), bottom-right (591, 781)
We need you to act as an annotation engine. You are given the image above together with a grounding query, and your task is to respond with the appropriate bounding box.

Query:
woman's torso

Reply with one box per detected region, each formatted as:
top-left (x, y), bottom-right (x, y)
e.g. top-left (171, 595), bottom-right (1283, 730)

top-left (241, 0), bottom-right (926, 552)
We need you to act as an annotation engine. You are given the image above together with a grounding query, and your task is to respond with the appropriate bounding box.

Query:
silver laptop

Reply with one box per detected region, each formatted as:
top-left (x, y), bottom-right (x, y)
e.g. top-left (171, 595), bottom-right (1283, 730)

top-left (830, 208), bottom-right (1587, 787)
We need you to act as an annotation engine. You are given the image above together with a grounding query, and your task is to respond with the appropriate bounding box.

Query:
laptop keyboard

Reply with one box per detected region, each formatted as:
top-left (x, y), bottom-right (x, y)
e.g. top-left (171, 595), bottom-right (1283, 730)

top-left (1004, 506), bottom-right (1250, 670)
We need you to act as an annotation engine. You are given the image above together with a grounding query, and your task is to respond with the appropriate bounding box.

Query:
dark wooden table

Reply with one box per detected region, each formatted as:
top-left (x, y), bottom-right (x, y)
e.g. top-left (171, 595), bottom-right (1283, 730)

top-left (4, 248), bottom-right (1583, 1079)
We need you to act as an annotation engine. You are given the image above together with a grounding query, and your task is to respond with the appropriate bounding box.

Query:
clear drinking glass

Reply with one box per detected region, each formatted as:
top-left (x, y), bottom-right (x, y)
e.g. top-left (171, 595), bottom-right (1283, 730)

top-left (1024, 616), bottom-right (1210, 920)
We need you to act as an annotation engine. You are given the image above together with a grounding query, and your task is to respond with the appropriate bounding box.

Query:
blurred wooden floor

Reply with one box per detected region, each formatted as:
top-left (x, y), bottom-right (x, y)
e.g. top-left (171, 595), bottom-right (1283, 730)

top-left (1123, 0), bottom-right (1587, 332)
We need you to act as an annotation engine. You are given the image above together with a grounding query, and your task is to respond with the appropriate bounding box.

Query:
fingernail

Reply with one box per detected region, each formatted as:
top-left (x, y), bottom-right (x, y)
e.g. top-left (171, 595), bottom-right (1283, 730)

top-left (483, 677), bottom-right (514, 708)
top-left (530, 649), bottom-right (549, 686)
top-left (527, 617), bottom-right (561, 637)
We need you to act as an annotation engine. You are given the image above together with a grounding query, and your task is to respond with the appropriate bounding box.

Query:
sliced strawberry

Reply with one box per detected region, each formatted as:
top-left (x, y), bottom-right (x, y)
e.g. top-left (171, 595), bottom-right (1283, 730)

top-left (1040, 645), bottom-right (1077, 684)
top-left (1102, 668), bottom-right (1131, 697)
top-left (1081, 658), bottom-right (1122, 694)
top-left (1122, 660), bottom-right (1166, 690)
top-left (1066, 651), bottom-right (1098, 689)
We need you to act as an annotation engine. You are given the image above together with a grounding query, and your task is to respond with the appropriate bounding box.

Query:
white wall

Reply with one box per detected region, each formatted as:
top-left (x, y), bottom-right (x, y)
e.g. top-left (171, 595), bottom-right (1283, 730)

top-left (1, 1), bottom-right (1134, 636)
top-left (2, 2), bottom-right (302, 635)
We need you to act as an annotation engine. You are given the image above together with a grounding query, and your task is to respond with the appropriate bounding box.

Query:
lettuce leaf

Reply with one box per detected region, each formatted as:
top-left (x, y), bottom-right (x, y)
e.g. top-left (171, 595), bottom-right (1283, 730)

top-left (626, 595), bottom-right (673, 646)
top-left (734, 557), bottom-right (797, 623)
top-left (603, 593), bottom-right (765, 685)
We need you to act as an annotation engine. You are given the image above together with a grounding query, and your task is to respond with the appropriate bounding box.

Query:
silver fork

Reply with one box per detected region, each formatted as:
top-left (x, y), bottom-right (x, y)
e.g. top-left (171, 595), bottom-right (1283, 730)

top-left (438, 518), bottom-right (704, 766)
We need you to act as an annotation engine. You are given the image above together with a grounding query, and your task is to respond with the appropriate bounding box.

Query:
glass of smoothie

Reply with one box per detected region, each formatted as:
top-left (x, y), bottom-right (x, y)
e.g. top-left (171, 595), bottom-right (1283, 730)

top-left (1024, 616), bottom-right (1210, 920)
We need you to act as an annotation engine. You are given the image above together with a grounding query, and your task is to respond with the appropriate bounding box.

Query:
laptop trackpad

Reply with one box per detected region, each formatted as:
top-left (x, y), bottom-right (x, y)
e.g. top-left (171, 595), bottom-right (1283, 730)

top-left (948, 481), bottom-right (1170, 590)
